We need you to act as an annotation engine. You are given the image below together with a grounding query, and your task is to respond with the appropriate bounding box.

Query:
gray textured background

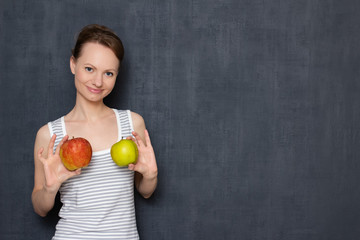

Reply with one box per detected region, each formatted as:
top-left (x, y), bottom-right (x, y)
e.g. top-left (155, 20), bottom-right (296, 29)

top-left (1, 0), bottom-right (360, 239)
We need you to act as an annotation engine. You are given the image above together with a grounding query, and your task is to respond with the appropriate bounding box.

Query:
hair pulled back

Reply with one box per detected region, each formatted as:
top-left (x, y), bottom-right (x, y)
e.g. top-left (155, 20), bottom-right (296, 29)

top-left (72, 24), bottom-right (124, 65)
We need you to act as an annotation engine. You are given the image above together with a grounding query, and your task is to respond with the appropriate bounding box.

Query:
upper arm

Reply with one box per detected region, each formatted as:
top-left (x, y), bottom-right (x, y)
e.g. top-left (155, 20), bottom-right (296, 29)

top-left (130, 111), bottom-right (146, 188)
top-left (32, 124), bottom-right (51, 194)
top-left (130, 111), bottom-right (146, 143)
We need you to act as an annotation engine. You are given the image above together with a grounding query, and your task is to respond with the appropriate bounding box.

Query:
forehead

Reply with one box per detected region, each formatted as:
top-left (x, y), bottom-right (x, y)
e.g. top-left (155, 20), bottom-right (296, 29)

top-left (78, 42), bottom-right (120, 69)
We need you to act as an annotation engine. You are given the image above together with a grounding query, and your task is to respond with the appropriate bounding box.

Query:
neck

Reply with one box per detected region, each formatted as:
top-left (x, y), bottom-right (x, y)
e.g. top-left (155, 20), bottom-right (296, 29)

top-left (67, 93), bottom-right (112, 122)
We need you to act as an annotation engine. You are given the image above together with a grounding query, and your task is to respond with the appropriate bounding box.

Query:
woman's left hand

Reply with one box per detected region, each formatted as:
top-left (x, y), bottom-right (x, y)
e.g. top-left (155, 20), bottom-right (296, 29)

top-left (127, 130), bottom-right (158, 179)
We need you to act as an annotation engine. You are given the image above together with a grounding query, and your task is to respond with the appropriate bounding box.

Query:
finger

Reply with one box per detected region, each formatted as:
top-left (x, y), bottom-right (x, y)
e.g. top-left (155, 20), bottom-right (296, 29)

top-left (55, 135), bottom-right (69, 155)
top-left (37, 147), bottom-right (45, 163)
top-left (126, 136), bottom-right (135, 142)
top-left (47, 134), bottom-right (57, 156)
top-left (132, 131), bottom-right (144, 147)
top-left (144, 129), bottom-right (152, 147)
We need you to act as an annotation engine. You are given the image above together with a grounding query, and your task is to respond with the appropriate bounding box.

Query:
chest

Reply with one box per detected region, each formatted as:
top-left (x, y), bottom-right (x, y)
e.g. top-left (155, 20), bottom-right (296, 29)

top-left (64, 116), bottom-right (120, 152)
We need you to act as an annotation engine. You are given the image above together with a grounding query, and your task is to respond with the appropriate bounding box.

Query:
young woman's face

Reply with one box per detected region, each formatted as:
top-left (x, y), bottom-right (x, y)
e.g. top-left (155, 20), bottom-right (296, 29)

top-left (70, 42), bottom-right (120, 102)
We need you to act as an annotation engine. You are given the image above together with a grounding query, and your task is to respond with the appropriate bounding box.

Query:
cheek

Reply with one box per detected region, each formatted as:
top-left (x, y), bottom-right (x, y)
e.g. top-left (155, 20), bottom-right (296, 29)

top-left (74, 69), bottom-right (89, 83)
top-left (102, 79), bottom-right (116, 97)
top-left (105, 78), bottom-right (116, 89)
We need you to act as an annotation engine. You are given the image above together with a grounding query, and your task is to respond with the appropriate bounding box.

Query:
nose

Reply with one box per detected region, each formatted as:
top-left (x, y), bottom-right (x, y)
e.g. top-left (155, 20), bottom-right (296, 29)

top-left (92, 73), bottom-right (103, 87)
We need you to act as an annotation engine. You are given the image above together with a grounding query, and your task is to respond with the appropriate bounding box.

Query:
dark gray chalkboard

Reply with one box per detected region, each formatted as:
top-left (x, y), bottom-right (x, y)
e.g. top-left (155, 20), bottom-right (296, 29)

top-left (1, 0), bottom-right (360, 239)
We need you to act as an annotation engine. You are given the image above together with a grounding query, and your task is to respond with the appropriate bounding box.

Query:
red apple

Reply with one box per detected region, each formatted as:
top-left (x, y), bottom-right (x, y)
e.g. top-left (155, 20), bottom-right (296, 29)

top-left (60, 137), bottom-right (92, 171)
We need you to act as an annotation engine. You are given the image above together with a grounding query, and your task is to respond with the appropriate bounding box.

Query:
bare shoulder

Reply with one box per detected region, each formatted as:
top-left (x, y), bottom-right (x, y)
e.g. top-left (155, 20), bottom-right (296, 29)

top-left (130, 111), bottom-right (146, 130)
top-left (130, 111), bottom-right (147, 142)
top-left (35, 124), bottom-right (51, 150)
top-left (36, 124), bottom-right (50, 141)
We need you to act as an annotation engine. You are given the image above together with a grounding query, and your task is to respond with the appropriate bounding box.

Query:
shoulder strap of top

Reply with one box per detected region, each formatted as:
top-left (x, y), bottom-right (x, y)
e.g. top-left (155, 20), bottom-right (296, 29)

top-left (47, 117), bottom-right (65, 152)
top-left (115, 109), bottom-right (134, 138)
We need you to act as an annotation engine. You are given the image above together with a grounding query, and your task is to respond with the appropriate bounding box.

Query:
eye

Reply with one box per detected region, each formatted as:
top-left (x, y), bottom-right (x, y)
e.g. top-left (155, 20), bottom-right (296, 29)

top-left (105, 72), bottom-right (114, 77)
top-left (85, 67), bottom-right (93, 72)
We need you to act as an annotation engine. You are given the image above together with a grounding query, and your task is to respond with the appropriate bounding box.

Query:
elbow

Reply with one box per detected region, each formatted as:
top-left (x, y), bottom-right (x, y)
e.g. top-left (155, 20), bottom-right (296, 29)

top-left (141, 189), bottom-right (156, 199)
top-left (35, 209), bottom-right (47, 217)
top-left (31, 193), bottom-right (48, 217)
top-left (32, 203), bottom-right (48, 217)
top-left (142, 193), bottom-right (152, 199)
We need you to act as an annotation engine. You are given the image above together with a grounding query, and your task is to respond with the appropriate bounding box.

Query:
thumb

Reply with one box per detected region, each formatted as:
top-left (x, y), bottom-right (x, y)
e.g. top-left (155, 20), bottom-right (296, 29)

top-left (63, 168), bottom-right (82, 182)
top-left (128, 164), bottom-right (135, 171)
top-left (72, 168), bottom-right (82, 176)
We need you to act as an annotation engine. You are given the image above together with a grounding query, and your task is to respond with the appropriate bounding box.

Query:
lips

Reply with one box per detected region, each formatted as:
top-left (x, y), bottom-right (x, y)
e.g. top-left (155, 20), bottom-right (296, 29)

top-left (87, 86), bottom-right (103, 94)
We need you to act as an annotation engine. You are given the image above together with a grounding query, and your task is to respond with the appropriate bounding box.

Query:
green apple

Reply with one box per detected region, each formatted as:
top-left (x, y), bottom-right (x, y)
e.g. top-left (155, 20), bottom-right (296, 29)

top-left (110, 139), bottom-right (138, 167)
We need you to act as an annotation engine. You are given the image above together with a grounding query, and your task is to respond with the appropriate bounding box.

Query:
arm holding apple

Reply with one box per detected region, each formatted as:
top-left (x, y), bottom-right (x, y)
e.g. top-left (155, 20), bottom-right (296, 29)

top-left (129, 112), bottom-right (158, 199)
top-left (32, 125), bottom-right (81, 217)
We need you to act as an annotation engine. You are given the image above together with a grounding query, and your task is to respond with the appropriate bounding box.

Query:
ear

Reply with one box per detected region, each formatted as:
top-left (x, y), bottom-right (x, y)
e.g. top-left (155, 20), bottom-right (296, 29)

top-left (70, 56), bottom-right (76, 74)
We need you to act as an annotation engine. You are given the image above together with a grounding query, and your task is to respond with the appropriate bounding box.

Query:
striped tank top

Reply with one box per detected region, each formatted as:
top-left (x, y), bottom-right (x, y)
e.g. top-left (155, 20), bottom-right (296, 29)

top-left (48, 109), bottom-right (139, 240)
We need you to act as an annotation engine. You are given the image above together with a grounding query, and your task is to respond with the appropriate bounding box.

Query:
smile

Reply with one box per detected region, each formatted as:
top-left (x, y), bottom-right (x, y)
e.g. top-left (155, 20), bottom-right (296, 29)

top-left (87, 86), bottom-right (103, 94)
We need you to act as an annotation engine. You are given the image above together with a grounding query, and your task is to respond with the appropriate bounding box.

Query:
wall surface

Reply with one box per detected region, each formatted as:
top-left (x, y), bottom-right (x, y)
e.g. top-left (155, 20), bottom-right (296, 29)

top-left (1, 0), bottom-right (360, 239)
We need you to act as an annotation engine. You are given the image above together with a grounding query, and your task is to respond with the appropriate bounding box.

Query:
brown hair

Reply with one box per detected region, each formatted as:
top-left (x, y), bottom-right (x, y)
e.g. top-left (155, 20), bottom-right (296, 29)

top-left (72, 24), bottom-right (124, 66)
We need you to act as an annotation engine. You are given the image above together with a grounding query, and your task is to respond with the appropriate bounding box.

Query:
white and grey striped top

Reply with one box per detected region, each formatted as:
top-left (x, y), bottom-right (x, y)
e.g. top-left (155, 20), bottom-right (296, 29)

top-left (48, 109), bottom-right (139, 240)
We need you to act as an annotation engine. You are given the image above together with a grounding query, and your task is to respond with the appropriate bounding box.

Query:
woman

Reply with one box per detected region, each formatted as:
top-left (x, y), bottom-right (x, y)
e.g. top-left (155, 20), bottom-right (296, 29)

top-left (32, 24), bottom-right (158, 239)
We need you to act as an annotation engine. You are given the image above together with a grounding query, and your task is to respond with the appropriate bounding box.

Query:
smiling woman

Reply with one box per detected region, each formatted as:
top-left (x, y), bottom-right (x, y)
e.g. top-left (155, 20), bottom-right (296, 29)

top-left (31, 24), bottom-right (158, 240)
top-left (70, 42), bottom-right (119, 102)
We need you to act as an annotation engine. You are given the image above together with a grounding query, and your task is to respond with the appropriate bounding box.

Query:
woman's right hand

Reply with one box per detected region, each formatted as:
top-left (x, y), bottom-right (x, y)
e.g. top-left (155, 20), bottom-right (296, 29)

top-left (37, 134), bottom-right (81, 193)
